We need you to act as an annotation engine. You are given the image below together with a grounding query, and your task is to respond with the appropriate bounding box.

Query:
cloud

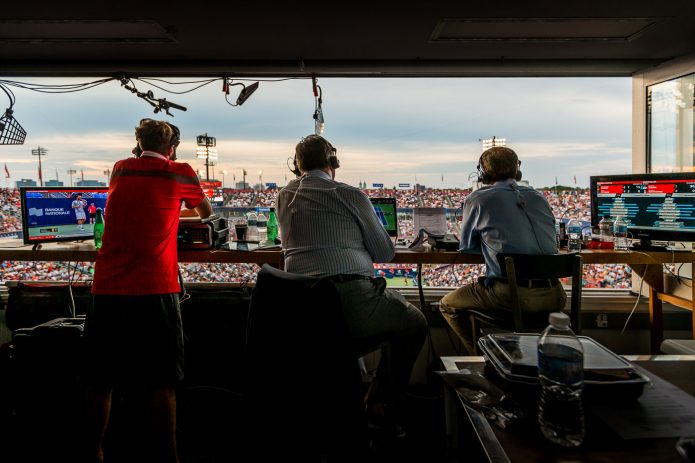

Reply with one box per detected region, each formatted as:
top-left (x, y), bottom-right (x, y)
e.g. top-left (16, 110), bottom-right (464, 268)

top-left (2, 76), bottom-right (632, 188)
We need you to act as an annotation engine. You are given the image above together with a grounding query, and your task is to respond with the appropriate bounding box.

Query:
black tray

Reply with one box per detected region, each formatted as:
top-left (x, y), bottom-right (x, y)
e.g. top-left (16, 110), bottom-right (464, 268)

top-left (478, 333), bottom-right (650, 401)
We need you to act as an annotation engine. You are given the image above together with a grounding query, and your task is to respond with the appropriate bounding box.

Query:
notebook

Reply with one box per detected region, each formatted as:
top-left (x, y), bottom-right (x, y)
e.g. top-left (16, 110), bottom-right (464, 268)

top-left (369, 197), bottom-right (398, 238)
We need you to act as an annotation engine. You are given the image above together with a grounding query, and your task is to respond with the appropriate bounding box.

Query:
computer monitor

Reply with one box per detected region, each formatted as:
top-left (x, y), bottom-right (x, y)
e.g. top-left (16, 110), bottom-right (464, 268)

top-left (590, 172), bottom-right (695, 249)
top-left (20, 186), bottom-right (109, 245)
top-left (369, 197), bottom-right (398, 237)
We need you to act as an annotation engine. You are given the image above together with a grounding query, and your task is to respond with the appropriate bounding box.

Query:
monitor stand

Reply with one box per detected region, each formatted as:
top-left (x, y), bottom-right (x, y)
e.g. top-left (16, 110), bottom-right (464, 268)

top-left (630, 236), bottom-right (667, 252)
top-left (32, 243), bottom-right (42, 251)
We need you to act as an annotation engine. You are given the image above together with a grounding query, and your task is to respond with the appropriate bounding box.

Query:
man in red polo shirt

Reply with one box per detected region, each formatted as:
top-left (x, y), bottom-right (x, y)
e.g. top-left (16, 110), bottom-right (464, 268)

top-left (84, 119), bottom-right (211, 463)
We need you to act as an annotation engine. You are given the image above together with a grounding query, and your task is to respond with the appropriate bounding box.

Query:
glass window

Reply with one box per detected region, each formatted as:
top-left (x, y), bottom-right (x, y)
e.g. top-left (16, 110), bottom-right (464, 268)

top-left (648, 73), bottom-right (695, 172)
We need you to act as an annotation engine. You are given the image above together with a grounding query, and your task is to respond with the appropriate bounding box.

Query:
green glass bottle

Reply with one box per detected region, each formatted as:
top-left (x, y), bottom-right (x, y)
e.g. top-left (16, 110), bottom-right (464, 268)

top-left (94, 207), bottom-right (105, 249)
top-left (267, 207), bottom-right (278, 244)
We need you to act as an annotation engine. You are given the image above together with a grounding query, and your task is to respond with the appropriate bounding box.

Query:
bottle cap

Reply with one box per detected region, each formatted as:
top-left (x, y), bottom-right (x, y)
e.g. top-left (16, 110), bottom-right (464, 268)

top-left (548, 312), bottom-right (570, 328)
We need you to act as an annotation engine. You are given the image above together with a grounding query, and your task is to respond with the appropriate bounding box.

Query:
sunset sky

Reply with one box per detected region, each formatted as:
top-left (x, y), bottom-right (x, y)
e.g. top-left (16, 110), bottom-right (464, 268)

top-left (1, 77), bottom-right (632, 189)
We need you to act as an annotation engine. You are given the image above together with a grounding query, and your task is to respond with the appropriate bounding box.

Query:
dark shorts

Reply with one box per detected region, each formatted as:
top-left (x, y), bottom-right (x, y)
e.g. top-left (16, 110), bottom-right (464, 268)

top-left (89, 212), bottom-right (96, 219)
top-left (83, 293), bottom-right (183, 389)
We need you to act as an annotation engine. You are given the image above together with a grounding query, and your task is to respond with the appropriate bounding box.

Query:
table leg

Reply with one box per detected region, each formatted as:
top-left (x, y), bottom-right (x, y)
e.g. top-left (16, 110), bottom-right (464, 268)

top-left (631, 264), bottom-right (665, 354)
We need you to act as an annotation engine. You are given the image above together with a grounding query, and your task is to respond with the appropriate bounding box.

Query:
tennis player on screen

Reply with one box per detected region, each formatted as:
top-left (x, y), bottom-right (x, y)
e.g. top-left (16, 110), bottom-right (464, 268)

top-left (72, 193), bottom-right (88, 230)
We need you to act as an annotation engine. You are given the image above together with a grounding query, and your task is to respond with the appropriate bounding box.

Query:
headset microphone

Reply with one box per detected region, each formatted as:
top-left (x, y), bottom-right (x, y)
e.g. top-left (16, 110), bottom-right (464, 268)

top-left (287, 156), bottom-right (301, 177)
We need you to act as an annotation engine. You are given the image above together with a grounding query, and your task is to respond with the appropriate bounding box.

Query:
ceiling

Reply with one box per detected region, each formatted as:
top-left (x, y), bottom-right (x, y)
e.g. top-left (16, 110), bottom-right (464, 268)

top-left (2, 0), bottom-right (695, 77)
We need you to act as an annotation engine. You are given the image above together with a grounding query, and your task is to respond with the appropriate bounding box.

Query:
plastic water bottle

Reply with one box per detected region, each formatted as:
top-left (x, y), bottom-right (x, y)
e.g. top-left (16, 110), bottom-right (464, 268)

top-left (566, 219), bottom-right (582, 251)
top-left (267, 207), bottom-right (278, 244)
top-left (538, 312), bottom-right (584, 448)
top-left (599, 215), bottom-right (614, 247)
top-left (246, 212), bottom-right (258, 241)
top-left (613, 216), bottom-right (629, 251)
top-left (257, 212), bottom-right (268, 244)
top-left (93, 207), bottom-right (105, 250)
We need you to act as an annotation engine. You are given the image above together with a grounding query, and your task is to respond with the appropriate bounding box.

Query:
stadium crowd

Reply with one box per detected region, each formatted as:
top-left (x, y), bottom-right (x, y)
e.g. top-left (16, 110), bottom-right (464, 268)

top-left (0, 187), bottom-right (630, 288)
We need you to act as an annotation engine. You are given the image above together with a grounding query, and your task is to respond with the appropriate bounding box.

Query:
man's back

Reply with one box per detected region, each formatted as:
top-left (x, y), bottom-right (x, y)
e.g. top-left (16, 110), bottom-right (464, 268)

top-left (93, 155), bottom-right (203, 295)
top-left (277, 171), bottom-right (394, 277)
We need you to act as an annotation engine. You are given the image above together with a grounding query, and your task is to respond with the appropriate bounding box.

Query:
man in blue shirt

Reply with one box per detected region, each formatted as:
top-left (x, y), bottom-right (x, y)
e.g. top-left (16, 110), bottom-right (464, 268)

top-left (439, 146), bottom-right (566, 353)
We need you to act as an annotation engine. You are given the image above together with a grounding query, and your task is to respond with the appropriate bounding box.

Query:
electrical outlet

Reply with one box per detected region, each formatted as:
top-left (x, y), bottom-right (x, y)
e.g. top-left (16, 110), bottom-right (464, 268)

top-left (596, 314), bottom-right (608, 328)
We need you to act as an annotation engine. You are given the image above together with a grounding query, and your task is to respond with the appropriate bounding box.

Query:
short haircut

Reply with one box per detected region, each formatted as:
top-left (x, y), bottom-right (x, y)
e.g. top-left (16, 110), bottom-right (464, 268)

top-left (135, 119), bottom-right (175, 154)
top-left (295, 135), bottom-right (333, 172)
top-left (479, 146), bottom-right (520, 183)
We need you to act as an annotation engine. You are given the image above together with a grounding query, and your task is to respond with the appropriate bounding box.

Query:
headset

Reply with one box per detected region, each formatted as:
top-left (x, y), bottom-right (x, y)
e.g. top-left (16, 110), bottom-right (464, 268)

top-left (132, 119), bottom-right (181, 157)
top-left (289, 134), bottom-right (340, 177)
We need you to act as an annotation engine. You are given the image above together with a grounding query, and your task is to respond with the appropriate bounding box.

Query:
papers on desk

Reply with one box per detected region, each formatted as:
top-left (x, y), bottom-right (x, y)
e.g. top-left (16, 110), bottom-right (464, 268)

top-left (413, 207), bottom-right (448, 236)
top-left (589, 364), bottom-right (695, 439)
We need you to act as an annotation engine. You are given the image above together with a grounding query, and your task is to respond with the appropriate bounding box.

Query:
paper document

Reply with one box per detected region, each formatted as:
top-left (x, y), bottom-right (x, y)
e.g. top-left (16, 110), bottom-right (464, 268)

top-left (413, 208), bottom-right (447, 236)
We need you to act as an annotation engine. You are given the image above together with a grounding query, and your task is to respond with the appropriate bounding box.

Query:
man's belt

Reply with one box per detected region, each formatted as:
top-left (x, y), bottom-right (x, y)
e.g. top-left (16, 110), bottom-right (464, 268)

top-left (326, 274), bottom-right (373, 283)
top-left (484, 277), bottom-right (561, 289)
top-left (514, 278), bottom-right (561, 289)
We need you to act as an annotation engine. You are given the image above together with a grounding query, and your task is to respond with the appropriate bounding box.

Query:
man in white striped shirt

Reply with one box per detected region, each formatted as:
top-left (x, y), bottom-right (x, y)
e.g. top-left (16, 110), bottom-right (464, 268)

top-left (277, 135), bottom-right (427, 437)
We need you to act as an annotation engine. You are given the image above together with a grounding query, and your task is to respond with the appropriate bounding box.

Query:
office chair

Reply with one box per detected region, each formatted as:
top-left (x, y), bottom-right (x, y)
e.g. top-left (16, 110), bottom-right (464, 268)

top-left (469, 253), bottom-right (583, 353)
top-left (243, 264), bottom-right (368, 462)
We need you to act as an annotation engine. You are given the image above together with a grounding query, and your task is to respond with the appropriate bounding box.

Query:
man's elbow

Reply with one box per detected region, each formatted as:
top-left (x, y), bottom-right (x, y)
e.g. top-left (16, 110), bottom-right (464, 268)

top-left (194, 198), bottom-right (213, 219)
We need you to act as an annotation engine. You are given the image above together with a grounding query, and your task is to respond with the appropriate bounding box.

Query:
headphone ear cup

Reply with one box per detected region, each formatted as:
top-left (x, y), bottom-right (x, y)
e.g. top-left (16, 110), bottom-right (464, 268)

top-left (477, 164), bottom-right (489, 184)
top-left (291, 157), bottom-right (301, 176)
top-left (329, 155), bottom-right (340, 170)
top-left (515, 170), bottom-right (522, 181)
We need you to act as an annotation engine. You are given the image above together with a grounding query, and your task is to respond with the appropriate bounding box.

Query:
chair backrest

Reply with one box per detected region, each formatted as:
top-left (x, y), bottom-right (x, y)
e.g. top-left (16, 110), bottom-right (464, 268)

top-left (497, 252), bottom-right (583, 334)
top-left (243, 264), bottom-right (366, 458)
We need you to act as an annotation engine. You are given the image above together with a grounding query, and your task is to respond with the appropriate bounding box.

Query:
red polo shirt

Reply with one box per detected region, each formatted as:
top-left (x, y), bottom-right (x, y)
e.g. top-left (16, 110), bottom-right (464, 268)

top-left (92, 153), bottom-right (205, 295)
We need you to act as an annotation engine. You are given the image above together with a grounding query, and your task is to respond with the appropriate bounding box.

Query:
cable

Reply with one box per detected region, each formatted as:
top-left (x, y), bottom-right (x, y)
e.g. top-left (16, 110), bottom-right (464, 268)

top-left (135, 77), bottom-right (218, 95)
top-left (67, 260), bottom-right (77, 318)
top-left (621, 274), bottom-right (645, 335)
top-left (631, 250), bottom-right (692, 288)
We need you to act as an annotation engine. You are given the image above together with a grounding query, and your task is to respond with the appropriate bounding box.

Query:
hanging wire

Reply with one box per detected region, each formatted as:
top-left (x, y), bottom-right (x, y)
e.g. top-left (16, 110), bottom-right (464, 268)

top-left (0, 77), bottom-right (115, 93)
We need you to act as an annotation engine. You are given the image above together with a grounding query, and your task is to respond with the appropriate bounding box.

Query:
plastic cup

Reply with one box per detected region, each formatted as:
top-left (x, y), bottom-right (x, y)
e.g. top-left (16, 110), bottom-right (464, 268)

top-left (234, 221), bottom-right (248, 241)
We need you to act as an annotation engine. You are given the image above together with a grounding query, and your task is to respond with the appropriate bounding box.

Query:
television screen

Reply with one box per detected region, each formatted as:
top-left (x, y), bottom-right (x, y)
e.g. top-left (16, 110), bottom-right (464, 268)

top-left (369, 197), bottom-right (398, 237)
top-left (20, 187), bottom-right (109, 245)
top-left (590, 172), bottom-right (695, 245)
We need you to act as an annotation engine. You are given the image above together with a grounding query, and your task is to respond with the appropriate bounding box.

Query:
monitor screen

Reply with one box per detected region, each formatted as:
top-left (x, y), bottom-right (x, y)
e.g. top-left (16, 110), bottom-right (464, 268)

top-left (20, 187), bottom-right (109, 245)
top-left (369, 197), bottom-right (398, 237)
top-left (590, 172), bottom-right (695, 245)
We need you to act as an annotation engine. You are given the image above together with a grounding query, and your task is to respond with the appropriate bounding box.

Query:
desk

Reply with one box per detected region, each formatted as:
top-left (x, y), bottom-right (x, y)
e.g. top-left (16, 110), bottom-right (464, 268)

top-left (1, 240), bottom-right (694, 352)
top-left (442, 355), bottom-right (695, 463)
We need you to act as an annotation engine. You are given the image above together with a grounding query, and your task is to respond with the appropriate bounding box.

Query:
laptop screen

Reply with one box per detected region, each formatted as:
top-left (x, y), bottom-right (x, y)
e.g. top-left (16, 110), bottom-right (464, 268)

top-left (369, 197), bottom-right (398, 237)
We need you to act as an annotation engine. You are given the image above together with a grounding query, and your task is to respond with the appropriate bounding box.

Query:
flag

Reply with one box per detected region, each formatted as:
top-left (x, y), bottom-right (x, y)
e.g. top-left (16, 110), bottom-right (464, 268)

top-left (573, 175), bottom-right (577, 185)
top-left (4, 163), bottom-right (9, 178)
top-left (243, 169), bottom-right (247, 176)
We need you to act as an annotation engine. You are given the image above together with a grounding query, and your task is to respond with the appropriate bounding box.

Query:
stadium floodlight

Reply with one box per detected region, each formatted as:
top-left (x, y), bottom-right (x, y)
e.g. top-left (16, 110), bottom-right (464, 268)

top-left (480, 136), bottom-right (506, 150)
top-left (196, 133), bottom-right (218, 181)
top-left (31, 146), bottom-right (47, 186)
top-left (196, 147), bottom-right (218, 160)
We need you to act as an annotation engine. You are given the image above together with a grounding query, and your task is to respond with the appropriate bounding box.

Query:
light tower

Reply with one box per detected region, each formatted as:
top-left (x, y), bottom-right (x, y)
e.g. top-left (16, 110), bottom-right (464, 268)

top-left (480, 136), bottom-right (506, 150)
top-left (67, 169), bottom-right (76, 187)
top-left (31, 146), bottom-right (47, 186)
top-left (196, 134), bottom-right (218, 181)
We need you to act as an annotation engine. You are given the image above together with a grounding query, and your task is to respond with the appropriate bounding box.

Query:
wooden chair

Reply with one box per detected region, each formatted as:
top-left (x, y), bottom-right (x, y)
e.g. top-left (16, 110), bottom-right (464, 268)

top-left (469, 253), bottom-right (583, 353)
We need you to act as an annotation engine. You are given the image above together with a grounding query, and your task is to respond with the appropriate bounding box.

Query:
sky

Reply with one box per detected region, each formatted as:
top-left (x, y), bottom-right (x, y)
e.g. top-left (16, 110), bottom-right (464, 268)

top-left (1, 77), bottom-right (632, 189)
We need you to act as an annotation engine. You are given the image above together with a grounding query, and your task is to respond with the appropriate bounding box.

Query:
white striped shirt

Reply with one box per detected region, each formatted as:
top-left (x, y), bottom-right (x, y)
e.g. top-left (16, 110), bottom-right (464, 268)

top-left (276, 170), bottom-right (394, 277)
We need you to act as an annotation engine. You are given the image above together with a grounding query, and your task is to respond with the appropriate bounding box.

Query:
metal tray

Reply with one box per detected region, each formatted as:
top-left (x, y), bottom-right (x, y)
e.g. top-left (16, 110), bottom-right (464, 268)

top-left (478, 334), bottom-right (650, 401)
